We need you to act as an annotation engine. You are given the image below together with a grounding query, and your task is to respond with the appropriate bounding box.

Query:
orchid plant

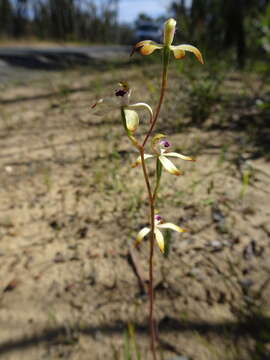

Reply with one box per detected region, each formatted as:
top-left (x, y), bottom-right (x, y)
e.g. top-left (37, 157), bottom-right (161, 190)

top-left (92, 18), bottom-right (203, 360)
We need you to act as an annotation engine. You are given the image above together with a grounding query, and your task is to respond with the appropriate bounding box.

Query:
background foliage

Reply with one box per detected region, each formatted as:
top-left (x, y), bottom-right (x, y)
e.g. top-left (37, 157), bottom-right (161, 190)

top-left (0, 0), bottom-right (269, 67)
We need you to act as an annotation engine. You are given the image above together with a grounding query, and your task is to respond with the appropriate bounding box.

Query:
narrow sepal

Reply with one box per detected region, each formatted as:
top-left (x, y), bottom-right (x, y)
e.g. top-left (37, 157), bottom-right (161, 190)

top-left (127, 102), bottom-right (153, 123)
top-left (91, 98), bottom-right (103, 108)
top-left (131, 154), bottom-right (154, 168)
top-left (171, 48), bottom-right (185, 60)
top-left (159, 155), bottom-right (182, 176)
top-left (171, 44), bottom-right (204, 64)
top-left (165, 152), bottom-right (195, 161)
top-left (131, 40), bottom-right (163, 56)
top-left (91, 97), bottom-right (118, 109)
top-left (154, 228), bottom-right (165, 253)
top-left (158, 222), bottom-right (186, 233)
top-left (135, 227), bottom-right (150, 246)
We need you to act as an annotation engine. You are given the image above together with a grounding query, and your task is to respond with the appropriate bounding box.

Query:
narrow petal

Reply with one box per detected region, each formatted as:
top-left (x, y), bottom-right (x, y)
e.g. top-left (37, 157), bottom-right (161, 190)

top-left (131, 40), bottom-right (163, 56)
top-left (91, 97), bottom-right (118, 109)
top-left (134, 40), bottom-right (160, 47)
top-left (165, 152), bottom-right (196, 161)
top-left (158, 222), bottom-right (186, 233)
top-left (91, 98), bottom-right (104, 108)
top-left (135, 227), bottom-right (150, 246)
top-left (171, 44), bottom-right (204, 64)
top-left (127, 102), bottom-right (153, 123)
top-left (124, 109), bottom-right (139, 132)
top-left (140, 44), bottom-right (162, 56)
top-left (154, 228), bottom-right (165, 253)
top-left (159, 155), bottom-right (182, 176)
top-left (131, 154), bottom-right (154, 168)
top-left (172, 48), bottom-right (185, 60)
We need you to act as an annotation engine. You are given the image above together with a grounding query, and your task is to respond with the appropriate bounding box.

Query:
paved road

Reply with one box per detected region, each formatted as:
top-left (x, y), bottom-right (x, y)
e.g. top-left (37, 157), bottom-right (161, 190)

top-left (0, 45), bottom-right (130, 84)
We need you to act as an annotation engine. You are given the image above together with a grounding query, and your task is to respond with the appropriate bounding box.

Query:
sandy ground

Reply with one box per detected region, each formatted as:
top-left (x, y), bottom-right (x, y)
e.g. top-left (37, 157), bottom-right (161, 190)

top-left (0, 60), bottom-right (270, 360)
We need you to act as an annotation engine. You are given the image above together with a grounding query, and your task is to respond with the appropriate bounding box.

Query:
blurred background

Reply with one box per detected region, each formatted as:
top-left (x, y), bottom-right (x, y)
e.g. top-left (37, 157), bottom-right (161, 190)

top-left (0, 1), bottom-right (270, 360)
top-left (0, 0), bottom-right (269, 68)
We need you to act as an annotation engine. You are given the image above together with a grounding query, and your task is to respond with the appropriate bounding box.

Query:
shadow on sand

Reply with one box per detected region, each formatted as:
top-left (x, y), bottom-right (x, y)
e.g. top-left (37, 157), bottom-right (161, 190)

top-left (0, 314), bottom-right (269, 359)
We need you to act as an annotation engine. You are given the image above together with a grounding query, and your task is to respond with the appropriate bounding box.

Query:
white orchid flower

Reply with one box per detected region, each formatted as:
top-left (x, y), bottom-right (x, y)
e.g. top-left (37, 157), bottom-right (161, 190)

top-left (132, 135), bottom-right (195, 176)
top-left (135, 215), bottom-right (186, 253)
top-left (91, 82), bottom-right (153, 133)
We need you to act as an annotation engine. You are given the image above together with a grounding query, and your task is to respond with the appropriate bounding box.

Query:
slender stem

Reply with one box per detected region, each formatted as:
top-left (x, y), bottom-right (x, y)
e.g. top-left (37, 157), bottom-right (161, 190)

top-left (126, 46), bottom-right (170, 360)
top-left (139, 47), bottom-right (170, 360)
top-left (152, 184), bottom-right (159, 204)
top-left (149, 202), bottom-right (157, 360)
top-left (138, 146), bottom-right (157, 360)
top-left (142, 47), bottom-right (170, 147)
top-left (121, 114), bottom-right (156, 356)
top-left (153, 158), bottom-right (162, 204)
top-left (142, 70), bottom-right (167, 147)
top-left (139, 146), bottom-right (152, 205)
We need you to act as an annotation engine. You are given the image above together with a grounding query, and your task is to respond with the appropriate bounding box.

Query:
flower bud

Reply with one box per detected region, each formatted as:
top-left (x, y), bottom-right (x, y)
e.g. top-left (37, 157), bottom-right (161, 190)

top-left (163, 18), bottom-right (176, 46)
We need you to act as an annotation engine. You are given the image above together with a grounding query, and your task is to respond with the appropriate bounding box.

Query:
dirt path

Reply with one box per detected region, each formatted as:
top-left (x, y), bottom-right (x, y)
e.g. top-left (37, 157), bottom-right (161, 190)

top-left (0, 45), bottom-right (129, 84)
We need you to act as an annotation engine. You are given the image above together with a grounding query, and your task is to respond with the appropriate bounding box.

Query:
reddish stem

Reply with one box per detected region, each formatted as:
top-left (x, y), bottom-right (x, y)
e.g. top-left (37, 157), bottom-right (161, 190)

top-left (142, 67), bottom-right (168, 147)
top-left (149, 202), bottom-right (157, 360)
top-left (139, 52), bottom-right (169, 360)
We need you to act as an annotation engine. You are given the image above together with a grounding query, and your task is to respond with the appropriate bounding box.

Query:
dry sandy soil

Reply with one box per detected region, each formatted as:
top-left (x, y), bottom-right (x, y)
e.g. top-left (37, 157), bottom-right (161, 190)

top-left (0, 58), bottom-right (270, 360)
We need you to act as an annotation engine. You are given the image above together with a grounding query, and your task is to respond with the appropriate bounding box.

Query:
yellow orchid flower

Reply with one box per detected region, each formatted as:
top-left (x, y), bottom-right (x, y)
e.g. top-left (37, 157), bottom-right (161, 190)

top-left (132, 136), bottom-right (195, 176)
top-left (91, 82), bottom-right (153, 133)
top-left (131, 18), bottom-right (204, 65)
top-left (135, 215), bottom-right (186, 253)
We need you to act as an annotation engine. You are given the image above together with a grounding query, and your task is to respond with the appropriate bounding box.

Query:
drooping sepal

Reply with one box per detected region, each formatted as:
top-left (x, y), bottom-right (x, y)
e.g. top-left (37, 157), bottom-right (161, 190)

top-left (171, 44), bottom-right (204, 64)
top-left (135, 227), bottom-right (150, 247)
top-left (131, 153), bottom-right (154, 168)
top-left (154, 228), bottom-right (165, 253)
top-left (159, 155), bottom-right (182, 176)
top-left (131, 40), bottom-right (163, 56)
top-left (127, 102), bottom-right (153, 123)
top-left (165, 152), bottom-right (196, 162)
top-left (158, 222), bottom-right (186, 233)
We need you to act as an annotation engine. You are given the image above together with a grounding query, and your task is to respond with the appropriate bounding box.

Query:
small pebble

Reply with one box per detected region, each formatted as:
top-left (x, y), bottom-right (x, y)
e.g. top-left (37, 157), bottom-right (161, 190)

top-left (5, 166), bottom-right (13, 173)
